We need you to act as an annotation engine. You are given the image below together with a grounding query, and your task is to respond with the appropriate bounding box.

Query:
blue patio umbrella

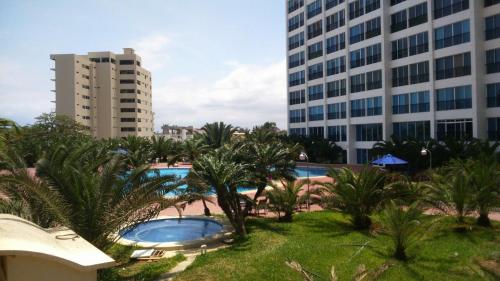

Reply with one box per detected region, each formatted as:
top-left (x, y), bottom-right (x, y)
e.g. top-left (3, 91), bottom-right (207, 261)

top-left (371, 154), bottom-right (408, 165)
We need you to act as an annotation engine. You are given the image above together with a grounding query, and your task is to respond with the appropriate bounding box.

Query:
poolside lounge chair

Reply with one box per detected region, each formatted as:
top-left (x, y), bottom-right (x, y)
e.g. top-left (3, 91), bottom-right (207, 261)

top-left (131, 249), bottom-right (167, 260)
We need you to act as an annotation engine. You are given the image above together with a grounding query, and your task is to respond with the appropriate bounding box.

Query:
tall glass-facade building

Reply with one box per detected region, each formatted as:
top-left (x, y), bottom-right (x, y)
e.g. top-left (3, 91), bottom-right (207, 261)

top-left (286, 0), bottom-right (500, 163)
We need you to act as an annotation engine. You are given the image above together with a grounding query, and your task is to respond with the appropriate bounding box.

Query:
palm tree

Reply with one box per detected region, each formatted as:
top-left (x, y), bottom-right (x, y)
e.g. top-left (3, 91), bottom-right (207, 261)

top-left (150, 135), bottom-right (177, 163)
top-left (245, 142), bottom-right (296, 207)
top-left (379, 200), bottom-right (429, 261)
top-left (468, 156), bottom-right (500, 227)
top-left (427, 159), bottom-right (475, 225)
top-left (119, 135), bottom-right (152, 168)
top-left (192, 148), bottom-right (250, 236)
top-left (317, 167), bottom-right (387, 229)
top-left (179, 137), bottom-right (209, 163)
top-left (267, 179), bottom-right (309, 222)
top-left (246, 122), bottom-right (280, 144)
top-left (0, 142), bottom-right (182, 250)
top-left (182, 171), bottom-right (215, 216)
top-left (200, 122), bottom-right (237, 148)
top-left (0, 118), bottom-right (20, 169)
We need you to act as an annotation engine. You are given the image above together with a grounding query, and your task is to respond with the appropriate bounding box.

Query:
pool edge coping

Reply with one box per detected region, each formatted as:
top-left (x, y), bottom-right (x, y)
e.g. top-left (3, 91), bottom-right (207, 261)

top-left (115, 215), bottom-right (233, 250)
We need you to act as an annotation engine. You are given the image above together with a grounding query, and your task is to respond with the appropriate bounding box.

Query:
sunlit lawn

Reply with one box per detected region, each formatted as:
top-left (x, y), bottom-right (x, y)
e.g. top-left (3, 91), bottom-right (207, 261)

top-left (100, 245), bottom-right (186, 281)
top-left (175, 211), bottom-right (499, 281)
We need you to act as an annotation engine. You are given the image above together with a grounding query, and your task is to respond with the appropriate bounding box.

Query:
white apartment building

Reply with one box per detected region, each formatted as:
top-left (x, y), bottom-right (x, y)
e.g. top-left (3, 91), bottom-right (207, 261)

top-left (50, 48), bottom-right (154, 138)
top-left (286, 0), bottom-right (500, 164)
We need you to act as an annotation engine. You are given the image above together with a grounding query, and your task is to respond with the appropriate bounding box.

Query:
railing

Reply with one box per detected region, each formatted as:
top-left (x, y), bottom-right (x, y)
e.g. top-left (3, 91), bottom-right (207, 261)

top-left (392, 49), bottom-right (408, 60)
top-left (436, 66), bottom-right (471, 80)
top-left (410, 74), bottom-right (429, 84)
top-left (350, 59), bottom-right (365, 69)
top-left (367, 81), bottom-right (382, 90)
top-left (366, 54), bottom-right (381, 64)
top-left (434, 0), bottom-right (469, 19)
top-left (391, 22), bottom-right (407, 33)
top-left (409, 43), bottom-right (429, 55)
top-left (487, 96), bottom-right (500, 107)
top-left (350, 84), bottom-right (366, 93)
top-left (392, 77), bottom-right (409, 87)
top-left (327, 88), bottom-right (346, 97)
top-left (409, 14), bottom-right (427, 27)
top-left (308, 114), bottom-right (324, 121)
top-left (486, 63), bottom-right (500, 74)
top-left (307, 29), bottom-right (322, 40)
top-left (308, 71), bottom-right (323, 80)
top-left (308, 51), bottom-right (323, 60)
top-left (435, 34), bottom-right (469, 49)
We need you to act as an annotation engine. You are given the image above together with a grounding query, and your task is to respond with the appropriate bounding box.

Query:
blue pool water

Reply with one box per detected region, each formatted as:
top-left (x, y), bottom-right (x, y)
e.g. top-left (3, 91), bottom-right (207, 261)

top-left (152, 167), bottom-right (328, 196)
top-left (120, 218), bottom-right (223, 243)
top-left (294, 167), bottom-right (329, 177)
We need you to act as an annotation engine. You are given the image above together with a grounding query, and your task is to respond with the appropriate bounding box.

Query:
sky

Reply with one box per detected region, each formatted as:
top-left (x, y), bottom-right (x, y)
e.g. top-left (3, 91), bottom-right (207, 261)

top-left (0, 0), bottom-right (287, 130)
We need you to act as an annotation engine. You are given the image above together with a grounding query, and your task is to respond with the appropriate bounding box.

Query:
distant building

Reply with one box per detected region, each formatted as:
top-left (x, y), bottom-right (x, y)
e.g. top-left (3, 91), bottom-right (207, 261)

top-left (50, 48), bottom-right (154, 138)
top-left (286, 0), bottom-right (500, 164)
top-left (0, 214), bottom-right (115, 281)
top-left (158, 124), bottom-right (202, 141)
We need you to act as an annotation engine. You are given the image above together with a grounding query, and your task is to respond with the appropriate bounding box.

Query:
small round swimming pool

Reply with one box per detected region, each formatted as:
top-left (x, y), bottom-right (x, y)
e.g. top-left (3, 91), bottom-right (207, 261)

top-left (119, 218), bottom-right (223, 243)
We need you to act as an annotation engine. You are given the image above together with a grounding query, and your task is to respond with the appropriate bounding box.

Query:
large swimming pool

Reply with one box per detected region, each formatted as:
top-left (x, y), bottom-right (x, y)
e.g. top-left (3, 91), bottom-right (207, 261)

top-left (152, 167), bottom-right (328, 179)
top-left (120, 218), bottom-right (223, 243)
top-left (152, 167), bottom-right (328, 196)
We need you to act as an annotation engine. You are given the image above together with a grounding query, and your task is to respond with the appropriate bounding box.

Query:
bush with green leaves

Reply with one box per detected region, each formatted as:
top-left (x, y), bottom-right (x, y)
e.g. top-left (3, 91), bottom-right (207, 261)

top-left (267, 179), bottom-right (309, 222)
top-left (0, 142), bottom-right (182, 250)
top-left (379, 201), bottom-right (435, 261)
top-left (317, 167), bottom-right (388, 229)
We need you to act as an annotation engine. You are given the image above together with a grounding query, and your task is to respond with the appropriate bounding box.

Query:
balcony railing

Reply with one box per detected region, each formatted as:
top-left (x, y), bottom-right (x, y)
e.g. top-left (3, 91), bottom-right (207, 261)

top-left (391, 22), bottom-right (407, 33)
top-left (409, 14), bottom-right (428, 27)
top-left (486, 63), bottom-right (500, 74)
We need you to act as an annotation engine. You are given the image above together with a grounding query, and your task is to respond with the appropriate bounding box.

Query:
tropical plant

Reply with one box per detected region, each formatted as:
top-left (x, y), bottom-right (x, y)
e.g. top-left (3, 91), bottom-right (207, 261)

top-left (379, 200), bottom-right (432, 261)
top-left (0, 142), bottom-right (182, 249)
top-left (179, 137), bottom-right (209, 163)
top-left (385, 175), bottom-right (430, 205)
top-left (468, 155), bottom-right (500, 227)
top-left (427, 159), bottom-right (476, 224)
top-left (119, 135), bottom-right (152, 168)
top-left (267, 179), bottom-right (309, 222)
top-left (317, 167), bottom-right (387, 229)
top-left (150, 135), bottom-right (177, 163)
top-left (243, 141), bottom-right (296, 211)
top-left (199, 122), bottom-right (237, 148)
top-left (0, 118), bottom-right (20, 169)
top-left (246, 122), bottom-right (281, 144)
top-left (192, 148), bottom-right (250, 236)
top-left (283, 135), bottom-right (344, 163)
top-left (181, 171), bottom-right (215, 216)
top-left (4, 113), bottom-right (91, 167)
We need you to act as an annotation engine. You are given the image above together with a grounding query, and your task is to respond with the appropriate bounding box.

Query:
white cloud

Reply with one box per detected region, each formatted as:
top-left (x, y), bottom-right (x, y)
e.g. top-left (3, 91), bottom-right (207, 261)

top-left (131, 34), bottom-right (171, 71)
top-left (152, 59), bottom-right (287, 130)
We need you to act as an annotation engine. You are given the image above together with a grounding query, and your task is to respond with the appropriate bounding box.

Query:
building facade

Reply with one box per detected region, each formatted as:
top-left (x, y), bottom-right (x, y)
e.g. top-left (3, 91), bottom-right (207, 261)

top-left (286, 0), bottom-right (500, 164)
top-left (158, 124), bottom-right (202, 141)
top-left (50, 48), bottom-right (154, 138)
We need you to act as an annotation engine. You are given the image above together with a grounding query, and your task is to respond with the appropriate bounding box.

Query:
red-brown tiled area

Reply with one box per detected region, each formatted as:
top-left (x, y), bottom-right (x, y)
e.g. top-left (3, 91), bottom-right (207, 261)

top-left (156, 164), bottom-right (500, 221)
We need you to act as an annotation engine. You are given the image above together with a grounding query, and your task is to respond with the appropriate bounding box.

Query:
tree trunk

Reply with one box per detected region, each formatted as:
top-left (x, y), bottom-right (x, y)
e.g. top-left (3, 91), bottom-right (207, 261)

top-left (280, 212), bottom-right (293, 222)
top-left (477, 212), bottom-right (491, 227)
top-left (215, 190), bottom-right (247, 237)
top-left (394, 245), bottom-right (407, 261)
top-left (201, 198), bottom-right (211, 216)
top-left (243, 181), bottom-right (267, 216)
top-left (353, 215), bottom-right (372, 230)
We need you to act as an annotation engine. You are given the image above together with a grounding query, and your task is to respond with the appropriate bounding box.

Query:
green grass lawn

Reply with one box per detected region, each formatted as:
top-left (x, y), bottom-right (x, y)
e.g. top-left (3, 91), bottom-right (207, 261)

top-left (175, 211), bottom-right (499, 281)
top-left (99, 244), bottom-right (186, 281)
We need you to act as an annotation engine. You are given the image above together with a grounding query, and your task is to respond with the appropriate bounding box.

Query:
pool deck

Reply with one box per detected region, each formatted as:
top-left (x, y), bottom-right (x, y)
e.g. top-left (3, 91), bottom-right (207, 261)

top-left (155, 164), bottom-right (500, 222)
